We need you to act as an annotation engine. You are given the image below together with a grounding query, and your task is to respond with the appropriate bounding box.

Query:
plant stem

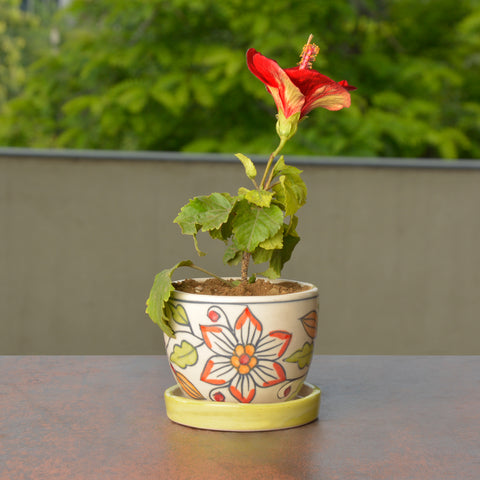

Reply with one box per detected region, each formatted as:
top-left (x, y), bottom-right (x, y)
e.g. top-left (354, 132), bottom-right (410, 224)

top-left (187, 263), bottom-right (234, 286)
top-left (259, 137), bottom-right (287, 189)
top-left (241, 252), bottom-right (250, 284)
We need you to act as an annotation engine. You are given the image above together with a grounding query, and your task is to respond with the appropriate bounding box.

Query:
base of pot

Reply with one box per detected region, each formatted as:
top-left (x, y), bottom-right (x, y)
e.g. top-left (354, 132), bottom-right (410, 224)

top-left (164, 382), bottom-right (321, 431)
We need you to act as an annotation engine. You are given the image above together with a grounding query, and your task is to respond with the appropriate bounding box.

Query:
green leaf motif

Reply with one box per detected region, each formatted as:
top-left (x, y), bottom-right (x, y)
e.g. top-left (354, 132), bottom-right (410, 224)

top-left (165, 302), bottom-right (189, 325)
top-left (145, 260), bottom-right (193, 337)
top-left (235, 153), bottom-right (257, 180)
top-left (232, 200), bottom-right (284, 253)
top-left (170, 341), bottom-right (198, 368)
top-left (174, 192), bottom-right (235, 235)
top-left (285, 342), bottom-right (314, 369)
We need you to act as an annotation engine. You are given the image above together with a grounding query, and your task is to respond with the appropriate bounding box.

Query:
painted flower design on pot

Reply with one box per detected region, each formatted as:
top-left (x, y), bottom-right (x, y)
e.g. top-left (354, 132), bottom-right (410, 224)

top-left (200, 306), bottom-right (292, 403)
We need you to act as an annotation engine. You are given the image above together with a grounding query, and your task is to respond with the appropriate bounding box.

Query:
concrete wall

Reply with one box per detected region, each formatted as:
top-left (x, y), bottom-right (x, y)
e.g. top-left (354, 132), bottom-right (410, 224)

top-left (1, 149), bottom-right (479, 354)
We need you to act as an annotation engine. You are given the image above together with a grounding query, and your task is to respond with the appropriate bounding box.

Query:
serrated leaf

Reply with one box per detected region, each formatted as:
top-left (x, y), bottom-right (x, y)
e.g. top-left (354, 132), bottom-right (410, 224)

top-left (273, 173), bottom-right (307, 216)
top-left (259, 227), bottom-right (284, 250)
top-left (262, 234), bottom-right (300, 279)
top-left (272, 156), bottom-right (304, 178)
top-left (238, 187), bottom-right (249, 198)
top-left (285, 342), bottom-right (314, 368)
top-left (244, 189), bottom-right (273, 208)
top-left (232, 200), bottom-right (284, 253)
top-left (209, 219), bottom-right (233, 243)
top-left (145, 260), bottom-right (193, 337)
top-left (174, 193), bottom-right (235, 235)
top-left (287, 215), bottom-right (299, 235)
top-left (252, 246), bottom-right (273, 265)
top-left (235, 153), bottom-right (257, 180)
top-left (170, 340), bottom-right (198, 368)
top-left (223, 244), bottom-right (243, 265)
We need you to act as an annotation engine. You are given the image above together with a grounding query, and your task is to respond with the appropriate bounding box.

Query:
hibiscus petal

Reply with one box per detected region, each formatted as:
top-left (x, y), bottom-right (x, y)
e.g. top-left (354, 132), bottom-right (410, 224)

top-left (285, 67), bottom-right (353, 114)
top-left (303, 83), bottom-right (352, 113)
top-left (200, 355), bottom-right (237, 385)
top-left (249, 359), bottom-right (286, 387)
top-left (200, 324), bottom-right (237, 355)
top-left (256, 330), bottom-right (292, 359)
top-left (247, 49), bottom-right (305, 119)
top-left (339, 79), bottom-right (357, 91)
top-left (234, 307), bottom-right (263, 347)
top-left (230, 373), bottom-right (256, 403)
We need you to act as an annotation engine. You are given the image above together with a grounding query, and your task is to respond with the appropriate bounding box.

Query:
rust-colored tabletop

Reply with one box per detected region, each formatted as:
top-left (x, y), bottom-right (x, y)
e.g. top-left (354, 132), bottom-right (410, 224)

top-left (1, 356), bottom-right (479, 480)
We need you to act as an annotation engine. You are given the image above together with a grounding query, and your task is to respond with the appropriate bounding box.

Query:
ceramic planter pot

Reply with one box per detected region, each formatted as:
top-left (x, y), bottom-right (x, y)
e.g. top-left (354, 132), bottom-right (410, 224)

top-left (164, 278), bottom-right (318, 404)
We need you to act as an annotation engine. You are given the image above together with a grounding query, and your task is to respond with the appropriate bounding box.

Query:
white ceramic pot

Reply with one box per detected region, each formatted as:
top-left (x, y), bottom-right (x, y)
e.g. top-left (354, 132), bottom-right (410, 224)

top-left (164, 279), bottom-right (318, 404)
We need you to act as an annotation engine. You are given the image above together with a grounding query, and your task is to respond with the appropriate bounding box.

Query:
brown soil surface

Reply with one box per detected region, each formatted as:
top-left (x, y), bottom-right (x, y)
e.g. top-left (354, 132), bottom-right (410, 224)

top-left (173, 278), bottom-right (310, 296)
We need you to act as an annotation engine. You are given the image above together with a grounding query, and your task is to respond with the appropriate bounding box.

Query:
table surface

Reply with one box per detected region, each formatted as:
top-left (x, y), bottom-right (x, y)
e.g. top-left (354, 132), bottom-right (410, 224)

top-left (1, 356), bottom-right (479, 480)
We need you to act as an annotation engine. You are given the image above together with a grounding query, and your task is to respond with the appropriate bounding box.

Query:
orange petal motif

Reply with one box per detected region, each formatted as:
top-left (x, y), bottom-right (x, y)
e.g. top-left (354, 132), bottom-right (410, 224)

top-left (171, 366), bottom-right (204, 400)
top-left (301, 310), bottom-right (318, 339)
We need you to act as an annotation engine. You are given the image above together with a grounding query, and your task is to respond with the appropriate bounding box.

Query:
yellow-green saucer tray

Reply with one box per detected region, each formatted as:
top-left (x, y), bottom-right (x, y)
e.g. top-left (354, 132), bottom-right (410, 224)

top-left (164, 382), bottom-right (321, 431)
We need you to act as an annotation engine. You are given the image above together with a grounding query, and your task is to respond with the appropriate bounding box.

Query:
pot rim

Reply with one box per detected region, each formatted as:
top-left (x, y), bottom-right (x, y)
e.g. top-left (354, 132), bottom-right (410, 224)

top-left (172, 277), bottom-right (318, 304)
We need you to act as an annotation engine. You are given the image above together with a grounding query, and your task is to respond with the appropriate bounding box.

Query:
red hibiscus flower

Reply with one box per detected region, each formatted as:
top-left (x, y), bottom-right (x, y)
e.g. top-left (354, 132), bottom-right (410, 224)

top-left (247, 36), bottom-right (356, 127)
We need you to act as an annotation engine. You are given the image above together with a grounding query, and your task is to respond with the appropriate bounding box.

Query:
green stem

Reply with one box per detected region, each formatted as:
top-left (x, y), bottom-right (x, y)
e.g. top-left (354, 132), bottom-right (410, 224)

top-left (259, 137), bottom-right (287, 190)
top-left (188, 264), bottom-right (234, 286)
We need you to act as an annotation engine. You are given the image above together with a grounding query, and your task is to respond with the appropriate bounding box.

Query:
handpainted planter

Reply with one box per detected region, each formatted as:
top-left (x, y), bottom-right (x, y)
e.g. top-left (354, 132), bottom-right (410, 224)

top-left (164, 279), bottom-right (318, 404)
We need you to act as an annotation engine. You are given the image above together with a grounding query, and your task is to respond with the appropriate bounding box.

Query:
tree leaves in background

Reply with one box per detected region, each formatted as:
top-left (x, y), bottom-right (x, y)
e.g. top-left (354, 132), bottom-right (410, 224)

top-left (0, 0), bottom-right (479, 159)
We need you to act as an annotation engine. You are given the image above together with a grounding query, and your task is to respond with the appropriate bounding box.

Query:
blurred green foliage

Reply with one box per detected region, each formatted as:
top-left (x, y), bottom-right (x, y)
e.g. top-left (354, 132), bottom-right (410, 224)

top-left (0, 0), bottom-right (37, 104)
top-left (0, 0), bottom-right (479, 158)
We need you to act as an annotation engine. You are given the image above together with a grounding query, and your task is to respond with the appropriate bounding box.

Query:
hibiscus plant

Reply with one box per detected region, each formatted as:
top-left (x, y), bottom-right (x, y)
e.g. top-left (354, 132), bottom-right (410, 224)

top-left (147, 35), bottom-right (355, 336)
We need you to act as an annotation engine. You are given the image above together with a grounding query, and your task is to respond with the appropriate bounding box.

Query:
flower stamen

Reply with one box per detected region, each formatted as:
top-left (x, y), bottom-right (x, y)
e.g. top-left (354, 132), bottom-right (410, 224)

top-left (298, 34), bottom-right (320, 70)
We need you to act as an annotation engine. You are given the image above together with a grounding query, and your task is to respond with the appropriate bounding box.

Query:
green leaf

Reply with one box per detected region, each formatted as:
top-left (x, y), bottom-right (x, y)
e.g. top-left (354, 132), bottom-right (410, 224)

top-left (170, 340), bottom-right (198, 368)
top-left (244, 189), bottom-right (273, 208)
top-left (174, 193), bottom-right (235, 235)
top-left (235, 153), bottom-right (257, 180)
top-left (232, 200), bottom-right (284, 253)
top-left (237, 187), bottom-right (249, 198)
top-left (285, 342), bottom-right (314, 369)
top-left (259, 227), bottom-right (284, 250)
top-left (272, 173), bottom-right (307, 217)
top-left (209, 219), bottom-right (233, 243)
top-left (223, 244), bottom-right (243, 266)
top-left (251, 246), bottom-right (273, 265)
top-left (272, 156), bottom-right (303, 178)
top-left (145, 260), bottom-right (193, 337)
top-left (262, 233), bottom-right (300, 279)
top-left (287, 215), bottom-right (299, 235)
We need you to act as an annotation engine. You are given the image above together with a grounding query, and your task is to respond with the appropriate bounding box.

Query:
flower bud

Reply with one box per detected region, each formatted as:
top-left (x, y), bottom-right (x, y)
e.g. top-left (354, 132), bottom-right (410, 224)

top-left (276, 111), bottom-right (300, 141)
